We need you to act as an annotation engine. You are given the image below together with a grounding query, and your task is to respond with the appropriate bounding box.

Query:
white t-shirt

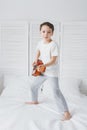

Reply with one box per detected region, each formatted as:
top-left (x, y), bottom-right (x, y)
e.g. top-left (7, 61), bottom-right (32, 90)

top-left (36, 40), bottom-right (59, 77)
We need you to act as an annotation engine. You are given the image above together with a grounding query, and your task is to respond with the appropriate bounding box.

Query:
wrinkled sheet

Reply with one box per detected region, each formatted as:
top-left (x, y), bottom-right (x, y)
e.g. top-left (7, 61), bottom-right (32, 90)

top-left (0, 94), bottom-right (87, 130)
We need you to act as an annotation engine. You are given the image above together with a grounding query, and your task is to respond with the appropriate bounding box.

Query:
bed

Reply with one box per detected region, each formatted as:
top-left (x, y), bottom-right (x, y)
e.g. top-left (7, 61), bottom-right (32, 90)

top-left (0, 21), bottom-right (87, 130)
top-left (0, 74), bottom-right (87, 130)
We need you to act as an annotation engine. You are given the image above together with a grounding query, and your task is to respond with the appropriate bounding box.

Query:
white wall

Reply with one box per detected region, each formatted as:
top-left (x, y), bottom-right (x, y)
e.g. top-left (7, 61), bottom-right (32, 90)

top-left (0, 0), bottom-right (87, 21)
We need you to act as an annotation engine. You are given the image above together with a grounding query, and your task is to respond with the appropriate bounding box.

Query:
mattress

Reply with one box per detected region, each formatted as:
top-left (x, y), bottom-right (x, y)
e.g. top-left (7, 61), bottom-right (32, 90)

top-left (0, 75), bottom-right (87, 130)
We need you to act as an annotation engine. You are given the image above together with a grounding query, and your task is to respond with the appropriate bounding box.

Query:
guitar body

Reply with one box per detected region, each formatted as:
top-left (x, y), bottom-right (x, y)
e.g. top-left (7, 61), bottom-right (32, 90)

top-left (32, 59), bottom-right (46, 76)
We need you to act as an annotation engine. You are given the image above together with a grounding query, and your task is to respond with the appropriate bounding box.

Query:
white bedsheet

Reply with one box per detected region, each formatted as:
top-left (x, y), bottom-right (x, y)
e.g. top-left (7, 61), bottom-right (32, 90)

top-left (0, 94), bottom-right (87, 130)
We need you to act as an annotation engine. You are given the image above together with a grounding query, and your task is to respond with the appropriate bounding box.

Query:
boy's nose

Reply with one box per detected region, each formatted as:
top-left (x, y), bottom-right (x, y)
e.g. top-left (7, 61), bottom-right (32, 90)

top-left (45, 33), bottom-right (48, 36)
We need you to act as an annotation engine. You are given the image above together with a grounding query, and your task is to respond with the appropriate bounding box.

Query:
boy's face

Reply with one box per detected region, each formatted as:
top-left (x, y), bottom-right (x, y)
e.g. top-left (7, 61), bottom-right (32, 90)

top-left (40, 25), bottom-right (53, 42)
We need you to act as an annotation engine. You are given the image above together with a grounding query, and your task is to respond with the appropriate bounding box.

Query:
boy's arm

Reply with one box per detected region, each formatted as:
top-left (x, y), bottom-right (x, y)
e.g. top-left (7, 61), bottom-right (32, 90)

top-left (44, 56), bottom-right (58, 67)
top-left (37, 56), bottom-right (57, 73)
top-left (37, 56), bottom-right (57, 72)
top-left (33, 50), bottom-right (40, 64)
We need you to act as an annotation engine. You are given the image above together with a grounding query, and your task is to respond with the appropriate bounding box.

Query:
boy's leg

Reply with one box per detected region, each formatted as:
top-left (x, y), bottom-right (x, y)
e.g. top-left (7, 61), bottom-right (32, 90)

top-left (48, 77), bottom-right (71, 120)
top-left (28, 75), bottom-right (47, 103)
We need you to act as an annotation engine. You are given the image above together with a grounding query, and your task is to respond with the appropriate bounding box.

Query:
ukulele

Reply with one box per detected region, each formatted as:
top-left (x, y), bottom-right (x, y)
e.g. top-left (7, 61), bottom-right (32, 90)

top-left (32, 59), bottom-right (46, 76)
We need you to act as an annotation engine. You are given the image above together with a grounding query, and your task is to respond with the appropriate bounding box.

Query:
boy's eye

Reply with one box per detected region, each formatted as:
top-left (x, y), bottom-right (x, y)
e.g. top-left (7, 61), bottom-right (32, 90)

top-left (43, 31), bottom-right (45, 33)
top-left (42, 31), bottom-right (51, 33)
top-left (48, 31), bottom-right (51, 33)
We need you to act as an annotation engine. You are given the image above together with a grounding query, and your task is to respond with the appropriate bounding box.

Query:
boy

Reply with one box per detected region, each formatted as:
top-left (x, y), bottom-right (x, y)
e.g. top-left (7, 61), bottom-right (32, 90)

top-left (27, 22), bottom-right (71, 121)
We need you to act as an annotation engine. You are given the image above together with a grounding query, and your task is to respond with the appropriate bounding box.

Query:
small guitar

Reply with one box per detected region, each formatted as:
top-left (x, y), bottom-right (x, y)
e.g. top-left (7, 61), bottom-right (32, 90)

top-left (32, 59), bottom-right (46, 76)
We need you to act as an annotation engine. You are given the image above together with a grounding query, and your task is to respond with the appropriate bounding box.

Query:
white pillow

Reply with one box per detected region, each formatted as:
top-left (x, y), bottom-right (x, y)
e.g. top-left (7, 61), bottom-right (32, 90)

top-left (1, 75), bottom-right (32, 101)
top-left (59, 77), bottom-right (82, 99)
top-left (41, 77), bottom-right (82, 100)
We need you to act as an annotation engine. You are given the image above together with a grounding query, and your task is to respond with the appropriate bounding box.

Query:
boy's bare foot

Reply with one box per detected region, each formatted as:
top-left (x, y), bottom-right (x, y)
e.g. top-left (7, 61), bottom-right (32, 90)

top-left (25, 101), bottom-right (39, 105)
top-left (62, 111), bottom-right (71, 121)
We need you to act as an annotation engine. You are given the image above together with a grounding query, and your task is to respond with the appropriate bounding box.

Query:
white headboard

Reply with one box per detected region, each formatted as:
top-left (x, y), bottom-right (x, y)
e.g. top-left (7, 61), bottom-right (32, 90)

top-left (60, 22), bottom-right (87, 79)
top-left (0, 21), bottom-right (28, 76)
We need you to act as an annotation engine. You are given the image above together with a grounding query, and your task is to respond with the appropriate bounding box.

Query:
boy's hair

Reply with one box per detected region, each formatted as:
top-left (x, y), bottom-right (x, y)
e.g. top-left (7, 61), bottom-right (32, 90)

top-left (40, 22), bottom-right (54, 32)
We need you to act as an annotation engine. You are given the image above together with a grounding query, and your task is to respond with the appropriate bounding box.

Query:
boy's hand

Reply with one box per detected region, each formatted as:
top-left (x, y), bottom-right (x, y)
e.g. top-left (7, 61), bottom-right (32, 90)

top-left (32, 59), bottom-right (46, 76)
top-left (32, 60), bottom-right (38, 66)
top-left (37, 65), bottom-right (46, 73)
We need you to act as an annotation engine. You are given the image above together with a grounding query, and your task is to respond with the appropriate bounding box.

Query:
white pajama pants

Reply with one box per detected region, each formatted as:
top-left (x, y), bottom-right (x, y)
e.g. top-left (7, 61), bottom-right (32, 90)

top-left (30, 75), bottom-right (69, 112)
